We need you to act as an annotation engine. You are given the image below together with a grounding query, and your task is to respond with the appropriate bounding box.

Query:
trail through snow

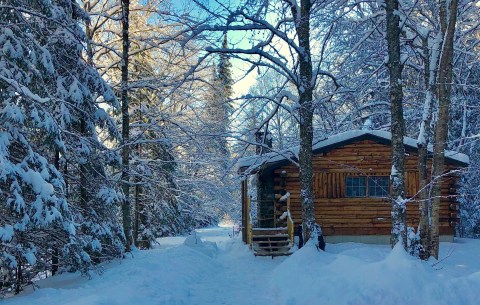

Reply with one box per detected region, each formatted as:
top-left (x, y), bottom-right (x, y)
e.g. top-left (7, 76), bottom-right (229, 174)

top-left (186, 234), bottom-right (280, 304)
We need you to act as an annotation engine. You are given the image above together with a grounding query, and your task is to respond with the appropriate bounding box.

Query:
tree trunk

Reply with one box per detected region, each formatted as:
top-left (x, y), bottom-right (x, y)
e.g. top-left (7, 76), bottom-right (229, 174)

top-left (52, 151), bottom-right (60, 275)
top-left (417, 135), bottom-right (430, 259)
top-left (133, 175), bottom-right (140, 247)
top-left (121, 0), bottom-right (132, 252)
top-left (133, 145), bottom-right (143, 248)
top-left (84, 1), bottom-right (94, 65)
top-left (430, 0), bottom-right (458, 259)
top-left (289, 0), bottom-right (320, 244)
top-left (15, 258), bottom-right (22, 294)
top-left (385, 0), bottom-right (407, 248)
top-left (80, 118), bottom-right (88, 210)
top-left (417, 33), bottom-right (441, 259)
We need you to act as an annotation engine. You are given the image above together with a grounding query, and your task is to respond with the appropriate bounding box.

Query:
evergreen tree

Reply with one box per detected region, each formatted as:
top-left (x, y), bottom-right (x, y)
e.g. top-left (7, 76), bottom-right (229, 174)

top-left (49, 1), bottom-right (124, 262)
top-left (210, 34), bottom-right (233, 157)
top-left (0, 0), bottom-right (123, 293)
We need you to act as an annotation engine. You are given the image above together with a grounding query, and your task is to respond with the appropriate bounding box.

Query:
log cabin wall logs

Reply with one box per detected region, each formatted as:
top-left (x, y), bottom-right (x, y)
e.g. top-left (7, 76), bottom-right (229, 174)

top-left (270, 140), bottom-right (461, 237)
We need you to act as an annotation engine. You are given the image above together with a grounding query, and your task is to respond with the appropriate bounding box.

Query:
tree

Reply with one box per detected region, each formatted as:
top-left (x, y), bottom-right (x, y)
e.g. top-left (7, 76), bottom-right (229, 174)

top-left (0, 0), bottom-right (122, 293)
top-left (50, 1), bottom-right (124, 264)
top-left (183, 0), bottom-right (343, 245)
top-left (385, 0), bottom-right (407, 248)
top-left (208, 34), bottom-right (233, 158)
top-left (84, 0), bottom-right (234, 237)
top-left (429, 0), bottom-right (459, 259)
top-left (238, 69), bottom-right (299, 153)
top-left (415, 18), bottom-right (442, 260)
top-left (120, 0), bottom-right (133, 252)
top-left (398, 0), bottom-right (471, 258)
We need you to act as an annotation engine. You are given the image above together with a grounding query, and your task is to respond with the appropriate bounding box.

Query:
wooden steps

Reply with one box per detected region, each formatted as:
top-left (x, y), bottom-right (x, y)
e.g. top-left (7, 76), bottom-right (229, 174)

top-left (251, 228), bottom-right (293, 257)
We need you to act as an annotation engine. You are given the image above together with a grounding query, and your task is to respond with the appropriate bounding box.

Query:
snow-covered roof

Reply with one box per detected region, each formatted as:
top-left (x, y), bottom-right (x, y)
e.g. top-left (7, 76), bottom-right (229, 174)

top-left (238, 130), bottom-right (469, 173)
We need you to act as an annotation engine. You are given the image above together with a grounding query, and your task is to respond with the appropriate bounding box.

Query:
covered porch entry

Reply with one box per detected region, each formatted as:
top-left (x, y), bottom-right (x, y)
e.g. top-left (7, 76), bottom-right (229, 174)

top-left (240, 173), bottom-right (295, 257)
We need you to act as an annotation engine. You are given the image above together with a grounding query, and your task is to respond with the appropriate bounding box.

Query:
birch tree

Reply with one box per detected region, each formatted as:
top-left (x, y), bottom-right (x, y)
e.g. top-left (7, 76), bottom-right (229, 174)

top-left (400, 0), bottom-right (477, 258)
top-left (429, 0), bottom-right (459, 259)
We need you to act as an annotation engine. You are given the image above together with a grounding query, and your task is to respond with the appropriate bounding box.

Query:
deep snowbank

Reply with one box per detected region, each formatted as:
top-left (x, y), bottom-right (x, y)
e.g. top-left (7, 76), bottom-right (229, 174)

top-left (270, 240), bottom-right (480, 305)
top-left (4, 233), bottom-right (223, 305)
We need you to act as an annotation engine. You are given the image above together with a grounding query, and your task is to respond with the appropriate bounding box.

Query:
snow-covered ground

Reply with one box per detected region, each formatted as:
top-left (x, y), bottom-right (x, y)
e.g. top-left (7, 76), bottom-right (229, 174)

top-left (4, 228), bottom-right (480, 305)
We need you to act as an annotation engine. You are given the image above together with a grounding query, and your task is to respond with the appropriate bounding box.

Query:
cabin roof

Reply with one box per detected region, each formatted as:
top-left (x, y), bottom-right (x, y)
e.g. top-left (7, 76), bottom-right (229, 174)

top-left (237, 130), bottom-right (470, 173)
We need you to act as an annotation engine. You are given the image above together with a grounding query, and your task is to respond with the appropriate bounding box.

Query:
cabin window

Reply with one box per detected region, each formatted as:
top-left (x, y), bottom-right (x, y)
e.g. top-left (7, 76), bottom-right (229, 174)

top-left (368, 176), bottom-right (389, 197)
top-left (345, 176), bottom-right (390, 198)
top-left (346, 177), bottom-right (367, 197)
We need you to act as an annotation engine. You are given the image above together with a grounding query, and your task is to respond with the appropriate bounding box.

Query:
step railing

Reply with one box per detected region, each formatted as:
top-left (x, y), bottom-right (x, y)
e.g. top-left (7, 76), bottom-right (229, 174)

top-left (275, 192), bottom-right (294, 245)
top-left (285, 194), bottom-right (294, 245)
top-left (247, 196), bottom-right (252, 245)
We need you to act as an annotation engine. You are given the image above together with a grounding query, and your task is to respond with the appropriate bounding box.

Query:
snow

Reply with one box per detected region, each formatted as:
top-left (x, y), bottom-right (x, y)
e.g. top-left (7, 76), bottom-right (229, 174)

top-left (0, 225), bottom-right (14, 242)
top-left (5, 228), bottom-right (480, 305)
top-left (271, 241), bottom-right (480, 305)
top-left (238, 130), bottom-right (470, 172)
top-left (279, 191), bottom-right (290, 201)
top-left (362, 117), bottom-right (373, 130)
top-left (23, 248), bottom-right (37, 265)
top-left (22, 169), bottom-right (55, 196)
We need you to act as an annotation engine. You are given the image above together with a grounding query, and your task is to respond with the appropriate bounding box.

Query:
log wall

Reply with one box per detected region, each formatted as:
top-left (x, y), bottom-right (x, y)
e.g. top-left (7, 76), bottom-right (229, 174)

top-left (272, 140), bottom-right (460, 236)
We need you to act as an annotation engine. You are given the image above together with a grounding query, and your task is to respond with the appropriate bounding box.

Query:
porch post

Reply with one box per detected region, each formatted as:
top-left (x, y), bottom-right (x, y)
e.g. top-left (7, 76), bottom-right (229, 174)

top-left (241, 180), bottom-right (247, 243)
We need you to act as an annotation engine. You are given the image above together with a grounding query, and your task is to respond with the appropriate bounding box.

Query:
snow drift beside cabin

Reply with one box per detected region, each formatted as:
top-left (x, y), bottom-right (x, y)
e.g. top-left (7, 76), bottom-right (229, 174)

top-left (237, 130), bottom-right (469, 172)
top-left (270, 241), bottom-right (480, 305)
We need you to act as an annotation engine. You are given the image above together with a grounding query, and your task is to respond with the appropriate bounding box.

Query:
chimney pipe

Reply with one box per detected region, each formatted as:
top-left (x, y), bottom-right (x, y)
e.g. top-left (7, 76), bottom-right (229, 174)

top-left (255, 131), bottom-right (272, 155)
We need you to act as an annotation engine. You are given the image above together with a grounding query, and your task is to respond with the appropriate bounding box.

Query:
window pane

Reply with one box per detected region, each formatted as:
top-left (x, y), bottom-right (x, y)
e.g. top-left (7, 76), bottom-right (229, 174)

top-left (345, 176), bottom-right (366, 197)
top-left (368, 176), bottom-right (389, 197)
top-left (359, 186), bottom-right (366, 197)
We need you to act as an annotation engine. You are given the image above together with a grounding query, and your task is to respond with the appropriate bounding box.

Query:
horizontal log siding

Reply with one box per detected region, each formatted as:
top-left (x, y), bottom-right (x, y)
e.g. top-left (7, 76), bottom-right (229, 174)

top-left (273, 140), bottom-right (459, 236)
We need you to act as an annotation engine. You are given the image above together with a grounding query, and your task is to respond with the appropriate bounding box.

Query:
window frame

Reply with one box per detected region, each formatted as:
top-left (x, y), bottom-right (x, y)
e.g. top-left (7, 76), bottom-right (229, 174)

top-left (345, 175), bottom-right (390, 198)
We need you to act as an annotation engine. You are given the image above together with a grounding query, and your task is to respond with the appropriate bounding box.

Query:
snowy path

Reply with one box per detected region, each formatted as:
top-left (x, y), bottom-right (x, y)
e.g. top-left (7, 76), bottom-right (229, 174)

top-left (187, 238), bottom-right (281, 304)
top-left (4, 227), bottom-right (480, 305)
top-left (166, 227), bottom-right (284, 305)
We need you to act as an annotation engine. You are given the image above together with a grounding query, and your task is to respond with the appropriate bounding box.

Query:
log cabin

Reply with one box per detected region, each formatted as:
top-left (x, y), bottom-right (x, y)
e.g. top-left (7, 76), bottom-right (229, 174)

top-left (238, 130), bottom-right (469, 255)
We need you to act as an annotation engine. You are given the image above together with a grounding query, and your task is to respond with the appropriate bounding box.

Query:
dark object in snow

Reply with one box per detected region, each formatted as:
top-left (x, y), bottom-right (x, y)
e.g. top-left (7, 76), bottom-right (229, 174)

top-left (297, 225), bottom-right (304, 249)
top-left (318, 234), bottom-right (326, 251)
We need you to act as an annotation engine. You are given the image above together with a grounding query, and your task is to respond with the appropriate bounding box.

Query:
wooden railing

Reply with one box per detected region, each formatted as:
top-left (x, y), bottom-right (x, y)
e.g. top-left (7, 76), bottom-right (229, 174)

top-left (246, 196), bottom-right (252, 245)
top-left (286, 195), bottom-right (294, 244)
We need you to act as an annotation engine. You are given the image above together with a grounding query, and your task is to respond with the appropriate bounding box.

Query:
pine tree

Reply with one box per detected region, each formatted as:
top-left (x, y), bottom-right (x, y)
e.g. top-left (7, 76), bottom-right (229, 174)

top-left (0, 0), bottom-right (123, 293)
top-left (120, 0), bottom-right (133, 252)
top-left (211, 34), bottom-right (233, 157)
top-left (50, 1), bottom-right (124, 263)
top-left (0, 0), bottom-right (76, 293)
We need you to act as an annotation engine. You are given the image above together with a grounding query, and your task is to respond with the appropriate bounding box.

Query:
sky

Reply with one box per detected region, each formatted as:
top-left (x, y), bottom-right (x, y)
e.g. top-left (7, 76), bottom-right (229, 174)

top-left (230, 55), bottom-right (258, 98)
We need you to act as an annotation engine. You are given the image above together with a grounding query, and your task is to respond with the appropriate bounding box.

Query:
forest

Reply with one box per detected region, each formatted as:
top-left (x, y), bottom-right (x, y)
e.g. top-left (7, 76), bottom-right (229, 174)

top-left (0, 0), bottom-right (479, 297)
